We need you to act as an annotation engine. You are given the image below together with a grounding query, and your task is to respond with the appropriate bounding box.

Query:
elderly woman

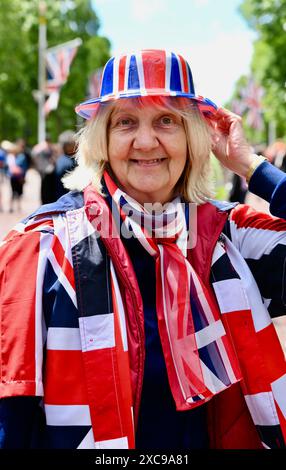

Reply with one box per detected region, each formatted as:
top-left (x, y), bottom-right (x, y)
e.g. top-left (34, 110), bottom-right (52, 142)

top-left (1, 50), bottom-right (286, 451)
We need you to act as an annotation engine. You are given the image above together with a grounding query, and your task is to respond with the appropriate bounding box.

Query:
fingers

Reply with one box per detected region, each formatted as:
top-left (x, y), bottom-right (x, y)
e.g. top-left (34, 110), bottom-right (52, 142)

top-left (210, 107), bottom-right (242, 134)
top-left (216, 107), bottom-right (242, 120)
top-left (216, 108), bottom-right (242, 128)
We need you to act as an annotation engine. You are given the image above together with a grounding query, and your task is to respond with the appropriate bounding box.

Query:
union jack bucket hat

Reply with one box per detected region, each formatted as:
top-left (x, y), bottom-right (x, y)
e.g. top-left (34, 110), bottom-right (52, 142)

top-left (75, 49), bottom-right (218, 119)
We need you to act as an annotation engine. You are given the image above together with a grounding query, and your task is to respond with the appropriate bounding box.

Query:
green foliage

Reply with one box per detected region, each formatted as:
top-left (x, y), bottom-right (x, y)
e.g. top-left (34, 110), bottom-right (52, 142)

top-left (236, 0), bottom-right (286, 140)
top-left (0, 0), bottom-right (111, 144)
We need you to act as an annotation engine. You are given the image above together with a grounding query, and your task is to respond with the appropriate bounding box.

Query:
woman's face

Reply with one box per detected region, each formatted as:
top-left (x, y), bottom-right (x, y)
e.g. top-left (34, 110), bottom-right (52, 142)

top-left (107, 100), bottom-right (188, 205)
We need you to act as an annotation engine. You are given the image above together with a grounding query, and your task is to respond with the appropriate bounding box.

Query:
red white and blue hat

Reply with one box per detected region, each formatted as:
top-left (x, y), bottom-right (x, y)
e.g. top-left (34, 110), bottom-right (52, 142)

top-left (75, 49), bottom-right (218, 119)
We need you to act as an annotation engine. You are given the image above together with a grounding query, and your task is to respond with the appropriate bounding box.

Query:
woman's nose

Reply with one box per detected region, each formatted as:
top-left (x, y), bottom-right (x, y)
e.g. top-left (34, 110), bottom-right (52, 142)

top-left (133, 124), bottom-right (159, 151)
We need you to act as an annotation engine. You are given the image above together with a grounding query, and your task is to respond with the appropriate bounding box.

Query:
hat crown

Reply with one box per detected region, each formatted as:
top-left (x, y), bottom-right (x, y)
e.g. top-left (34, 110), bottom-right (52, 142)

top-left (99, 49), bottom-right (195, 100)
top-left (75, 49), bottom-right (217, 120)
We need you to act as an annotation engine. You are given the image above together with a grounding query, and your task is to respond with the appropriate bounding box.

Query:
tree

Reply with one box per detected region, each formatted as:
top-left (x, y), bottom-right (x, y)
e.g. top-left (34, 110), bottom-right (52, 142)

top-left (0, 0), bottom-right (111, 144)
top-left (237, 0), bottom-right (286, 139)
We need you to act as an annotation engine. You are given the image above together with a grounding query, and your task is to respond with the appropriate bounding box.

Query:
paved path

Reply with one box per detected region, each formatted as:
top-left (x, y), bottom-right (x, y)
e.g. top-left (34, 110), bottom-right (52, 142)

top-left (0, 169), bottom-right (41, 241)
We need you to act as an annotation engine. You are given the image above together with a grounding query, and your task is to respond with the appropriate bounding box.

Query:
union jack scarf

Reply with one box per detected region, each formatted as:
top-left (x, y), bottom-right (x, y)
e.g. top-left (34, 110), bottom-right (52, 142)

top-left (101, 171), bottom-right (242, 410)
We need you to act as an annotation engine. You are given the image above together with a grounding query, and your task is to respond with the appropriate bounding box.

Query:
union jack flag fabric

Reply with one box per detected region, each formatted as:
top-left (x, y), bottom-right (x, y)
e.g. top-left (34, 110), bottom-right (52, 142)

top-left (88, 68), bottom-right (103, 99)
top-left (1, 189), bottom-right (286, 449)
top-left (44, 90), bottom-right (60, 116)
top-left (75, 49), bottom-right (218, 120)
top-left (44, 39), bottom-right (81, 116)
top-left (231, 78), bottom-right (264, 130)
top-left (240, 79), bottom-right (264, 130)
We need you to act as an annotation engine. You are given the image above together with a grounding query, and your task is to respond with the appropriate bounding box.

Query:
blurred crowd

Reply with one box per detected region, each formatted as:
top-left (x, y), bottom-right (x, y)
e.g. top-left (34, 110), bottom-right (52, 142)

top-left (0, 131), bottom-right (77, 213)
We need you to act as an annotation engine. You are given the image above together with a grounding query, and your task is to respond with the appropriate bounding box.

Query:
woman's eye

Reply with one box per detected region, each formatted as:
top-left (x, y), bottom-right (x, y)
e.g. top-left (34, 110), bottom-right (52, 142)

top-left (110, 116), bottom-right (135, 128)
top-left (120, 118), bottom-right (132, 125)
top-left (160, 116), bottom-right (173, 125)
top-left (116, 117), bottom-right (134, 127)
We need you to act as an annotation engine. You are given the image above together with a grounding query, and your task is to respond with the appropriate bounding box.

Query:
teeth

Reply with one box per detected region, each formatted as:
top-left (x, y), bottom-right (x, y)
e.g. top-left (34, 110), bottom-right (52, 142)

top-left (134, 158), bottom-right (163, 164)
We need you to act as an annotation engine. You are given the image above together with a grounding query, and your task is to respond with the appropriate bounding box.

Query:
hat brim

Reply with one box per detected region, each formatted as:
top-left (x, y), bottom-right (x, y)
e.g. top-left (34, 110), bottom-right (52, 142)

top-left (75, 91), bottom-right (218, 120)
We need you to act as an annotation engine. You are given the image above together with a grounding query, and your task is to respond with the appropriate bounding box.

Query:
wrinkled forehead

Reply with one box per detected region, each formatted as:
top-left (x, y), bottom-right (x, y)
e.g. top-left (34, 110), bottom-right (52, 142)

top-left (109, 95), bottom-right (191, 115)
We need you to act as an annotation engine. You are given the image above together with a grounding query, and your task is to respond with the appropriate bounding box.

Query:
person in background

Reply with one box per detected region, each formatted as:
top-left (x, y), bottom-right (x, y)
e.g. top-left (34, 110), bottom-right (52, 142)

top-left (16, 138), bottom-right (32, 171)
top-left (228, 172), bottom-right (248, 204)
top-left (1, 50), bottom-right (286, 450)
top-left (0, 143), bottom-right (7, 176)
top-left (55, 130), bottom-right (77, 199)
top-left (3, 140), bottom-right (28, 212)
top-left (31, 135), bottom-right (56, 204)
top-left (0, 142), bottom-right (8, 212)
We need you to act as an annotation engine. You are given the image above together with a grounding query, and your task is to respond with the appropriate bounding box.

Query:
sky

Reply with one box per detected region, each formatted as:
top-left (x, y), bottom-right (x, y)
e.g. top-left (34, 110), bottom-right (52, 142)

top-left (91, 0), bottom-right (256, 106)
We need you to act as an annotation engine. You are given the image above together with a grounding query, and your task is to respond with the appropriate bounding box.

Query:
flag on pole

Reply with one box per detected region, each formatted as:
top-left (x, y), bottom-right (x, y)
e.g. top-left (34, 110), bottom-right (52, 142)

top-left (88, 68), bottom-right (103, 99)
top-left (44, 38), bottom-right (82, 116)
top-left (231, 78), bottom-right (264, 130)
top-left (44, 90), bottom-right (60, 115)
top-left (230, 98), bottom-right (246, 116)
top-left (240, 78), bottom-right (264, 130)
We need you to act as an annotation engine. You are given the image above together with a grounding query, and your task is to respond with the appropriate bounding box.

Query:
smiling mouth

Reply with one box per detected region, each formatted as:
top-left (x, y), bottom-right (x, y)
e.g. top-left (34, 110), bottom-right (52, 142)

top-left (130, 158), bottom-right (167, 166)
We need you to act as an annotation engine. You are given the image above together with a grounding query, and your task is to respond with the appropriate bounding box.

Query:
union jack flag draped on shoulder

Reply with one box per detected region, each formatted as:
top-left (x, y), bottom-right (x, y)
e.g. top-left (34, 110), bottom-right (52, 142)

top-left (44, 38), bottom-right (82, 116)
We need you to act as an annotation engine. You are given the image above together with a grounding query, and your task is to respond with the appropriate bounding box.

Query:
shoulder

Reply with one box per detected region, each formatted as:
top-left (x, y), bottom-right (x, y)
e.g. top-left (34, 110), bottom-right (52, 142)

top-left (229, 203), bottom-right (258, 225)
top-left (26, 190), bottom-right (84, 220)
top-left (208, 199), bottom-right (238, 212)
top-left (1, 191), bottom-right (84, 248)
top-left (229, 203), bottom-right (286, 230)
top-left (0, 215), bottom-right (55, 269)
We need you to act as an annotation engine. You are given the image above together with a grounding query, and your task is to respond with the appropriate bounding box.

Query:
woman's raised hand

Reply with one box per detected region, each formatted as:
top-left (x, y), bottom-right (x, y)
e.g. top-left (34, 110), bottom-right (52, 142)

top-left (209, 107), bottom-right (255, 178)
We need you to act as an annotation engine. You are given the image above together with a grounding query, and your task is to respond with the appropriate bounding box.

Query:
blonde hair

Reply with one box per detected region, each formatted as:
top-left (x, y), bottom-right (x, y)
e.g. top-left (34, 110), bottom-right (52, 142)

top-left (63, 96), bottom-right (214, 203)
